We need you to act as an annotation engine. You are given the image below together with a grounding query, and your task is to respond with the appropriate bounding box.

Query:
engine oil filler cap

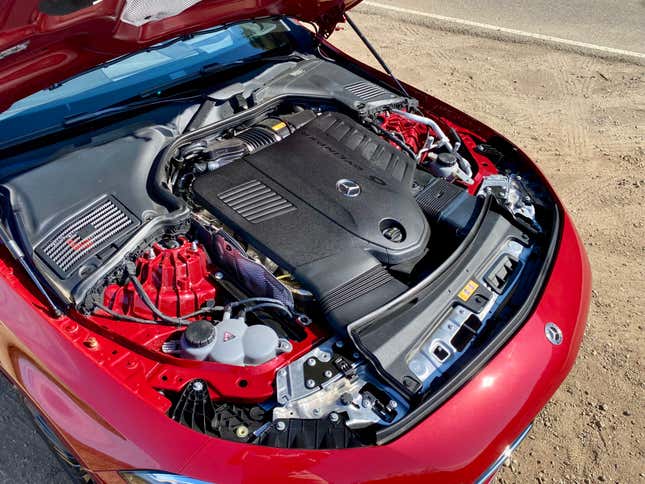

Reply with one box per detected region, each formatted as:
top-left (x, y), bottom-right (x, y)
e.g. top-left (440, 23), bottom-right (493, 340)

top-left (380, 219), bottom-right (406, 243)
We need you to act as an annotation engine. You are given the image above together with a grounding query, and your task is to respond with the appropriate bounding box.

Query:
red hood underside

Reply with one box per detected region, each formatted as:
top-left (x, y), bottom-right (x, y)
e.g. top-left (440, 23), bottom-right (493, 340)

top-left (0, 0), bottom-right (361, 113)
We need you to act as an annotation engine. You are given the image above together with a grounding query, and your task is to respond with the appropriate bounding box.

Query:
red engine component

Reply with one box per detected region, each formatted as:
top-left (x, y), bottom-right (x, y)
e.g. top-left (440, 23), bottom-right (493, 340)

top-left (379, 111), bottom-right (430, 158)
top-left (90, 235), bottom-right (323, 405)
top-left (379, 111), bottom-right (499, 193)
top-left (104, 237), bottom-right (217, 319)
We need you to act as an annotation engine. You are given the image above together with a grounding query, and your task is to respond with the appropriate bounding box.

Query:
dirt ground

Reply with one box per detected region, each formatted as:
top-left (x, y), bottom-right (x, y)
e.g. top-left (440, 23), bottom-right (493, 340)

top-left (331, 9), bottom-right (644, 483)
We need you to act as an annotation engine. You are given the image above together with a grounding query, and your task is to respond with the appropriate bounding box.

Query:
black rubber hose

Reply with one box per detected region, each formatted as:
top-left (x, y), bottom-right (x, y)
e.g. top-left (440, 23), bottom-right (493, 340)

top-left (94, 303), bottom-right (179, 326)
top-left (240, 303), bottom-right (293, 319)
top-left (125, 263), bottom-right (191, 326)
top-left (366, 120), bottom-right (418, 160)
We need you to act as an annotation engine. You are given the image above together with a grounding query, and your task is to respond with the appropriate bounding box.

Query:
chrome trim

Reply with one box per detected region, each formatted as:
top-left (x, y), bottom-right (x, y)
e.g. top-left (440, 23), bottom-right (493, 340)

top-left (336, 179), bottom-right (361, 198)
top-left (545, 322), bottom-right (563, 345)
top-left (475, 423), bottom-right (533, 484)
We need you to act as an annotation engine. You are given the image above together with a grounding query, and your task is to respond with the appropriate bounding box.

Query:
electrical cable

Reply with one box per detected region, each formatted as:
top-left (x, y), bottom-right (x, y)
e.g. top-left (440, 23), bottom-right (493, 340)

top-left (124, 264), bottom-right (192, 325)
top-left (94, 303), bottom-right (183, 326)
top-left (240, 303), bottom-right (294, 319)
top-left (366, 120), bottom-right (418, 159)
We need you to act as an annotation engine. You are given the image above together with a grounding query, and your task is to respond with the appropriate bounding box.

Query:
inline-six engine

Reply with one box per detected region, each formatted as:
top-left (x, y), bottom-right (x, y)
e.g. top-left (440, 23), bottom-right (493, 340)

top-left (192, 111), bottom-right (429, 331)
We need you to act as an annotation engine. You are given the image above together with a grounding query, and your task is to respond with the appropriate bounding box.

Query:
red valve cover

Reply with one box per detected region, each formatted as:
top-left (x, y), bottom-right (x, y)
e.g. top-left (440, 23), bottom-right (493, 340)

top-left (103, 237), bottom-right (217, 319)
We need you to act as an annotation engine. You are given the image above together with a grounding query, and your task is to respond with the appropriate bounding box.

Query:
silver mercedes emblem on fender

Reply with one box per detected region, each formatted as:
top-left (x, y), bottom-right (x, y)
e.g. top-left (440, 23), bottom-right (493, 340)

top-left (336, 179), bottom-right (361, 197)
top-left (545, 322), bottom-right (563, 345)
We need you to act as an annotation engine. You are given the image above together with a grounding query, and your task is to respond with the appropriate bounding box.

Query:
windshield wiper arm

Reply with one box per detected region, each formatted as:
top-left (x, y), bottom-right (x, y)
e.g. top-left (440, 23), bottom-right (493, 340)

top-left (63, 94), bottom-right (204, 127)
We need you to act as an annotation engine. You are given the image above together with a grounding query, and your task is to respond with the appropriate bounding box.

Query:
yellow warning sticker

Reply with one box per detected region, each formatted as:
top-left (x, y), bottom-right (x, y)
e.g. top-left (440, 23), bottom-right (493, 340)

top-left (271, 121), bottom-right (287, 131)
top-left (458, 280), bottom-right (479, 302)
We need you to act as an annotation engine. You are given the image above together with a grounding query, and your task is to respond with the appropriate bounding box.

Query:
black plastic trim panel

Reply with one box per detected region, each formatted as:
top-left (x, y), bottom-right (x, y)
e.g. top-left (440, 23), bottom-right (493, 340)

top-left (374, 203), bottom-right (561, 444)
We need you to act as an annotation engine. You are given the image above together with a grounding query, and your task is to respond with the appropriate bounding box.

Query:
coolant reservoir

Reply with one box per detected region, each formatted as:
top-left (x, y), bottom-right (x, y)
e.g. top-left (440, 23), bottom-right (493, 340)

top-left (209, 317), bottom-right (248, 365)
top-left (209, 317), bottom-right (282, 366)
top-left (180, 320), bottom-right (217, 360)
top-left (426, 152), bottom-right (459, 178)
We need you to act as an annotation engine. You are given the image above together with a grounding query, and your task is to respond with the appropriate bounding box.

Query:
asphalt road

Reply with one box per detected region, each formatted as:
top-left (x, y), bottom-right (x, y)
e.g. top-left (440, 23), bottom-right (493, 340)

top-left (366, 0), bottom-right (645, 54)
top-left (0, 375), bottom-right (72, 483)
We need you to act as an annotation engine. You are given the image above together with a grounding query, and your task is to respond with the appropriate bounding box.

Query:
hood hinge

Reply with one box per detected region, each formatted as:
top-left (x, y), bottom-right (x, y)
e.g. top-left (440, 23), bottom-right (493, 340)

top-left (317, 3), bottom-right (346, 38)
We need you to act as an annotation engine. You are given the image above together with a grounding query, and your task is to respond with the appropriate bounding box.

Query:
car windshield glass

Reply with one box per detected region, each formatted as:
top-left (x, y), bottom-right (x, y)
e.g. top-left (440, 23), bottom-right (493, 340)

top-left (0, 18), bottom-right (295, 145)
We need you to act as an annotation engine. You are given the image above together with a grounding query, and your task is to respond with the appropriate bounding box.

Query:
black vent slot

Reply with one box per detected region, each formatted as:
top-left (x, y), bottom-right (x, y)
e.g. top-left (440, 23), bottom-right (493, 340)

top-left (218, 180), bottom-right (296, 224)
top-left (320, 265), bottom-right (394, 314)
top-left (259, 417), bottom-right (361, 449)
top-left (485, 254), bottom-right (520, 294)
top-left (415, 178), bottom-right (463, 219)
top-left (344, 81), bottom-right (389, 101)
top-left (36, 196), bottom-right (139, 278)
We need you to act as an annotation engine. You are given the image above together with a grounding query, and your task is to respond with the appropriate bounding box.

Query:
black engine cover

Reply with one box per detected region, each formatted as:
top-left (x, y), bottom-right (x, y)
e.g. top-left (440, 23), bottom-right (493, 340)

top-left (193, 113), bottom-right (429, 329)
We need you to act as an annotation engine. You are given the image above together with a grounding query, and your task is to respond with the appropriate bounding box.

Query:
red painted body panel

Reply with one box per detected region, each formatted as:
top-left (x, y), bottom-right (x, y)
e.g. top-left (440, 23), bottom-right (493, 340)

top-left (0, 200), bottom-right (590, 482)
top-left (0, 0), bottom-right (362, 113)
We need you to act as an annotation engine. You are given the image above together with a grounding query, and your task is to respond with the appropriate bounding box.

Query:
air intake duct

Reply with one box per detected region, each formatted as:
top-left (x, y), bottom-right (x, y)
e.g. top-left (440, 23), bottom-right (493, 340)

top-left (415, 177), bottom-right (482, 239)
top-left (184, 110), bottom-right (318, 172)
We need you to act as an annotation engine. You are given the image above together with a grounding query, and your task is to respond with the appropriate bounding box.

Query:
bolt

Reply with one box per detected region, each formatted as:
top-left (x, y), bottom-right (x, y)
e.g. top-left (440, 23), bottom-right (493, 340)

top-left (362, 398), bottom-right (373, 409)
top-left (145, 247), bottom-right (156, 259)
top-left (235, 425), bottom-right (249, 439)
top-left (307, 357), bottom-right (317, 367)
top-left (306, 379), bottom-right (316, 389)
top-left (191, 241), bottom-right (199, 252)
top-left (84, 337), bottom-right (98, 349)
top-left (297, 315), bottom-right (312, 326)
top-left (275, 421), bottom-right (287, 431)
top-left (192, 381), bottom-right (204, 392)
top-left (214, 272), bottom-right (224, 281)
top-left (329, 412), bottom-right (340, 423)
top-left (318, 352), bottom-right (331, 362)
top-left (335, 340), bottom-right (344, 348)
top-left (387, 400), bottom-right (398, 411)
top-left (277, 369), bottom-right (287, 377)
top-left (312, 408), bottom-right (321, 416)
top-left (352, 352), bottom-right (360, 359)
top-left (324, 370), bottom-right (333, 378)
top-left (485, 187), bottom-right (493, 194)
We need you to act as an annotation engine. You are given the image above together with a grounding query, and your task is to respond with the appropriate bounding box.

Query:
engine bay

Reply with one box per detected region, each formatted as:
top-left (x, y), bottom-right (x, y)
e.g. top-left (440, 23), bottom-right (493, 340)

top-left (0, 53), bottom-right (556, 449)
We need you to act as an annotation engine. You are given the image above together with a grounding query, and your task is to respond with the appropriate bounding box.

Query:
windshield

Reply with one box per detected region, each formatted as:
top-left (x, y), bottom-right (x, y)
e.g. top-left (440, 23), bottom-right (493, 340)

top-left (0, 18), bottom-right (299, 147)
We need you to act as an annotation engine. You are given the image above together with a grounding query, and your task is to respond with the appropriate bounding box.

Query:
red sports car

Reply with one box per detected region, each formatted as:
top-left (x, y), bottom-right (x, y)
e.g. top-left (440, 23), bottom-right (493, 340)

top-left (0, 1), bottom-right (590, 483)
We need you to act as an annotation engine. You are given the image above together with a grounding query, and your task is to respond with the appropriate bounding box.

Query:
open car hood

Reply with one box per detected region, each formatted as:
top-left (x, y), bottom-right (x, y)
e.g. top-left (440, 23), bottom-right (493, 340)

top-left (0, 0), bottom-right (361, 113)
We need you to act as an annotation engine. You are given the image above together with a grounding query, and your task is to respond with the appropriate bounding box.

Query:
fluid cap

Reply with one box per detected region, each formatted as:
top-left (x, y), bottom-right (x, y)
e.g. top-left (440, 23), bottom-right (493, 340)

top-left (437, 152), bottom-right (458, 166)
top-left (184, 320), bottom-right (216, 348)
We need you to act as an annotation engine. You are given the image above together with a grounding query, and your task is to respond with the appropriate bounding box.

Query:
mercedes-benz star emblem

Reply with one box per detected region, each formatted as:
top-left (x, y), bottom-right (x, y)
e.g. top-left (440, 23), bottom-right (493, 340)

top-left (336, 179), bottom-right (361, 198)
